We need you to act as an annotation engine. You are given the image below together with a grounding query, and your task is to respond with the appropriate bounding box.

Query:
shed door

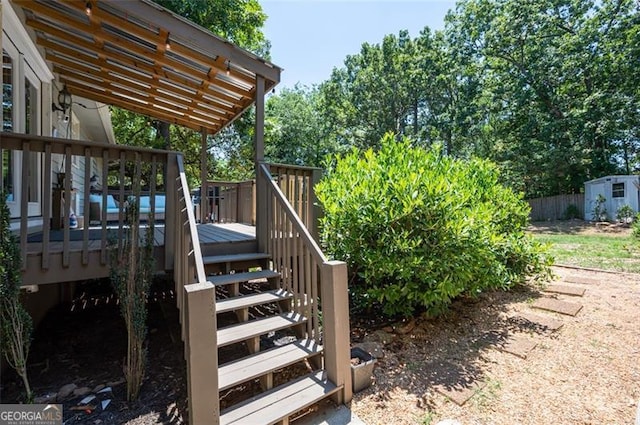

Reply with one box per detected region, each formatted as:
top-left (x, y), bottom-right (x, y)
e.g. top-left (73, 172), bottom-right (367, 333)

top-left (587, 182), bottom-right (606, 220)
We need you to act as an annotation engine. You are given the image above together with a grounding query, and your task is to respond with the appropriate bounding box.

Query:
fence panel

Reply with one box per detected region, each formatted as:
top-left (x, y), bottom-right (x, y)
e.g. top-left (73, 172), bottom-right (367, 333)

top-left (527, 194), bottom-right (585, 221)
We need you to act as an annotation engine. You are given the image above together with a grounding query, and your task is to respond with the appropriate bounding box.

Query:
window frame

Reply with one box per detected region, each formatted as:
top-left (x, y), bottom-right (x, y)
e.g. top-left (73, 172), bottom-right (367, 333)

top-left (611, 182), bottom-right (625, 199)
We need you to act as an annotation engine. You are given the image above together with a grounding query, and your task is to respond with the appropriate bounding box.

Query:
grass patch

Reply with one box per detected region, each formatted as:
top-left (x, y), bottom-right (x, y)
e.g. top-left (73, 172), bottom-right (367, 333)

top-left (533, 233), bottom-right (640, 273)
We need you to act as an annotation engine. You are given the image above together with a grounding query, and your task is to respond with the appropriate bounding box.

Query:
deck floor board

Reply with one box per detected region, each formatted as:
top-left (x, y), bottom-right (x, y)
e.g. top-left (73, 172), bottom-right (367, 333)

top-left (24, 223), bottom-right (256, 255)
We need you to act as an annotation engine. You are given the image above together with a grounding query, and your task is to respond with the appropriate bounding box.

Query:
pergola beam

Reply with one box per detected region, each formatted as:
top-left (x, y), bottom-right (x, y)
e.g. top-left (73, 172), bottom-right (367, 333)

top-left (12, 0), bottom-right (281, 134)
top-left (116, 0), bottom-right (281, 86)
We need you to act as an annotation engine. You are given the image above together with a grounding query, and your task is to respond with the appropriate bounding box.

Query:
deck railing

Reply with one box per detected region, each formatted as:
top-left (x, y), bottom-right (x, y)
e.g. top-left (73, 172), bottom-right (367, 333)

top-left (267, 163), bottom-right (322, 240)
top-left (0, 133), bottom-right (173, 284)
top-left (201, 180), bottom-right (255, 224)
top-left (259, 162), bottom-right (352, 404)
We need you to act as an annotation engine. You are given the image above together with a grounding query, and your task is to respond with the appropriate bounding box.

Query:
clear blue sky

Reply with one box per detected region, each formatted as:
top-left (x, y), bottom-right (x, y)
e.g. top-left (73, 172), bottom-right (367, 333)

top-left (261, 1), bottom-right (457, 90)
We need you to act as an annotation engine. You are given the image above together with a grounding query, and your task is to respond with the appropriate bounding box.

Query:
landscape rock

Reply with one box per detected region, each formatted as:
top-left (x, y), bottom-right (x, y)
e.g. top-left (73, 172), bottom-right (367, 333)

top-left (363, 329), bottom-right (394, 345)
top-left (73, 387), bottom-right (91, 397)
top-left (34, 393), bottom-right (57, 404)
top-left (354, 341), bottom-right (385, 359)
top-left (57, 383), bottom-right (77, 400)
top-left (106, 378), bottom-right (125, 387)
top-left (394, 318), bottom-right (417, 335)
top-left (92, 384), bottom-right (105, 393)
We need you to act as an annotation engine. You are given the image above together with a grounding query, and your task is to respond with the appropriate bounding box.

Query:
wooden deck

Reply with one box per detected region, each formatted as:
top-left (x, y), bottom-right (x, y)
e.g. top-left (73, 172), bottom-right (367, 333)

top-left (21, 223), bottom-right (256, 286)
top-left (24, 223), bottom-right (255, 253)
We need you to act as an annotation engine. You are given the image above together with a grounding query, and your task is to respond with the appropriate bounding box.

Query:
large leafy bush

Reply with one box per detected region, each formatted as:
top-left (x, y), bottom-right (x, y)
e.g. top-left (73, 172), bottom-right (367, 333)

top-left (316, 134), bottom-right (552, 317)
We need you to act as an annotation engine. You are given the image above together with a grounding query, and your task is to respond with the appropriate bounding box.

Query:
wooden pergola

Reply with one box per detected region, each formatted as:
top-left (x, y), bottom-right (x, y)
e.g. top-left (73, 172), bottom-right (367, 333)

top-left (11, 0), bottom-right (281, 200)
top-left (13, 0), bottom-right (280, 132)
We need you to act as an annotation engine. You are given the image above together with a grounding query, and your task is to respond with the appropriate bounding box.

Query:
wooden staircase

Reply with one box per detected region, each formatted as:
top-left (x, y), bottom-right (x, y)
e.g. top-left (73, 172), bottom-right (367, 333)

top-left (202, 252), bottom-right (340, 425)
top-left (176, 160), bottom-right (350, 425)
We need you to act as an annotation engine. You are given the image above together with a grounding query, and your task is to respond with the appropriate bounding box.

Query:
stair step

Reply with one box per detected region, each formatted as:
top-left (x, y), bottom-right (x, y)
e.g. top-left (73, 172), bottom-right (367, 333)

top-left (211, 270), bottom-right (279, 286)
top-left (219, 339), bottom-right (322, 391)
top-left (202, 252), bottom-right (270, 265)
top-left (216, 289), bottom-right (293, 315)
top-left (217, 312), bottom-right (306, 347)
top-left (220, 371), bottom-right (339, 425)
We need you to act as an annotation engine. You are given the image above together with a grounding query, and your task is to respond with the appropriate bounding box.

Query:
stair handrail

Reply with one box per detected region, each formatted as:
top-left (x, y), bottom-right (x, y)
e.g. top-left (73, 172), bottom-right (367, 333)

top-left (174, 153), bottom-right (219, 425)
top-left (259, 163), bottom-right (326, 265)
top-left (175, 154), bottom-right (206, 283)
top-left (259, 162), bottom-right (352, 405)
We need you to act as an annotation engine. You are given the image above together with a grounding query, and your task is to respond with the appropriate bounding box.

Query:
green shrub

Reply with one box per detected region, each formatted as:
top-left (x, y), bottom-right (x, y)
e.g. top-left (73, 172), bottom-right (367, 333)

top-left (633, 213), bottom-right (640, 239)
top-left (316, 134), bottom-right (552, 317)
top-left (616, 204), bottom-right (635, 223)
top-left (562, 204), bottom-right (581, 220)
top-left (592, 194), bottom-right (607, 221)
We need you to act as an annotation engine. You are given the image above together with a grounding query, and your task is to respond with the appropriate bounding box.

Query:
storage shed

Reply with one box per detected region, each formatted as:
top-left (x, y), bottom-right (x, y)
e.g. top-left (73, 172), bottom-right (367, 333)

top-left (584, 175), bottom-right (640, 221)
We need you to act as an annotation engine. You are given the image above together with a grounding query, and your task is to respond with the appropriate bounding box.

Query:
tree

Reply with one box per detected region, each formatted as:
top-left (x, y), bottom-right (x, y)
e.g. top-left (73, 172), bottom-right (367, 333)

top-left (264, 85), bottom-right (338, 166)
top-left (445, 0), bottom-right (640, 196)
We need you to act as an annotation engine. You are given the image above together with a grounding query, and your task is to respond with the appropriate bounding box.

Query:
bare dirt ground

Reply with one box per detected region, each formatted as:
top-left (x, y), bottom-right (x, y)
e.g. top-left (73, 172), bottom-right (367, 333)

top-left (350, 265), bottom-right (640, 425)
top-left (528, 218), bottom-right (633, 237)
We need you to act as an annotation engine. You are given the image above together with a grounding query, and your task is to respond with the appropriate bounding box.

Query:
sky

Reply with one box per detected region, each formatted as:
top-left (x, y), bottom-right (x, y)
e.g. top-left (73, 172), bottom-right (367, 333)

top-left (261, 1), bottom-right (457, 90)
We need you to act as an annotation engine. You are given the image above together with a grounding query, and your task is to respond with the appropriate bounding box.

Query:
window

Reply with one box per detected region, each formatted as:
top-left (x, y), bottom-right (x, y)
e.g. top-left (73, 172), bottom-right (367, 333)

top-left (612, 183), bottom-right (624, 198)
top-left (2, 50), bottom-right (13, 132)
top-left (2, 50), bottom-right (14, 200)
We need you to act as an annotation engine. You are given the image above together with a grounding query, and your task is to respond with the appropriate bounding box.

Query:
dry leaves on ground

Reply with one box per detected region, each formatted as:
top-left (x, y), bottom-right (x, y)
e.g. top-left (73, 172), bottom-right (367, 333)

top-left (351, 266), bottom-right (640, 425)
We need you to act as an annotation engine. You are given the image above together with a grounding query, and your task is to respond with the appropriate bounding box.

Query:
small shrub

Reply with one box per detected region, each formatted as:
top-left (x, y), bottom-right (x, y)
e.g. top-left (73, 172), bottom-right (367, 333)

top-left (616, 205), bottom-right (635, 224)
top-left (592, 194), bottom-right (607, 221)
top-left (110, 167), bottom-right (154, 402)
top-left (0, 192), bottom-right (33, 401)
top-left (632, 213), bottom-right (640, 239)
top-left (562, 204), bottom-right (581, 220)
top-left (316, 134), bottom-right (552, 317)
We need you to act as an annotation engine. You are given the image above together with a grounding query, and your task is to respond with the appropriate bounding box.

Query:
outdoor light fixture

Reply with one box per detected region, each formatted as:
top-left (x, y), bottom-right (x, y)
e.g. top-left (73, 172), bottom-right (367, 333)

top-left (226, 61), bottom-right (231, 76)
top-left (85, 1), bottom-right (92, 16)
top-left (165, 33), bottom-right (171, 50)
top-left (52, 84), bottom-right (72, 113)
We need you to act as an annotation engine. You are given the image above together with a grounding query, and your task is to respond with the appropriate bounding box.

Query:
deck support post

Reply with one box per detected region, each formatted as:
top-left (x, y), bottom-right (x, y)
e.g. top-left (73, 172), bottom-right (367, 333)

top-left (321, 260), bottom-right (352, 404)
top-left (165, 153), bottom-right (177, 271)
top-left (254, 75), bottom-right (268, 252)
top-left (185, 282), bottom-right (219, 425)
top-left (200, 129), bottom-right (209, 224)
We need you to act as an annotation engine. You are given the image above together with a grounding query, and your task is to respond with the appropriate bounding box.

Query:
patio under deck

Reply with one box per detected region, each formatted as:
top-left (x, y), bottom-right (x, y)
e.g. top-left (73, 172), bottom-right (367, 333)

top-left (21, 223), bottom-right (256, 286)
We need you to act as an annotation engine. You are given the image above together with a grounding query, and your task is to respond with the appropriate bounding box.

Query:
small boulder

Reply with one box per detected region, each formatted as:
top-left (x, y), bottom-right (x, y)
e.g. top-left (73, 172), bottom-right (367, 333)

top-left (34, 393), bottom-right (57, 404)
top-left (57, 383), bottom-right (77, 400)
top-left (106, 378), bottom-right (125, 387)
top-left (92, 384), bottom-right (105, 393)
top-left (354, 341), bottom-right (385, 359)
top-left (363, 329), bottom-right (394, 345)
top-left (73, 387), bottom-right (91, 397)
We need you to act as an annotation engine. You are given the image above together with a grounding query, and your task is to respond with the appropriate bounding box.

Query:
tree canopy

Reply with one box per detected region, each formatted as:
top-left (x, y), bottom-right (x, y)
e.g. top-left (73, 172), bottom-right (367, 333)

top-left (111, 0), bottom-right (639, 197)
top-left (265, 0), bottom-right (639, 198)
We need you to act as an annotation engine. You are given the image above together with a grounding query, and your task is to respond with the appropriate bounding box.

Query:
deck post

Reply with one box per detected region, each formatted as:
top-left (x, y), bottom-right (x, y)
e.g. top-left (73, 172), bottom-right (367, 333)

top-left (184, 282), bottom-right (219, 425)
top-left (310, 168), bottom-right (323, 241)
top-left (200, 129), bottom-right (208, 223)
top-left (255, 75), bottom-right (268, 252)
top-left (320, 260), bottom-right (352, 404)
top-left (165, 153), bottom-right (177, 271)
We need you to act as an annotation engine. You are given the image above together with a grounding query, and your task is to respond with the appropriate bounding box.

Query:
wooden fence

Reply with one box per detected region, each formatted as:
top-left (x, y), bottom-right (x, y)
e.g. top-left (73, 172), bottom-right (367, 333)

top-left (527, 194), bottom-right (585, 221)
